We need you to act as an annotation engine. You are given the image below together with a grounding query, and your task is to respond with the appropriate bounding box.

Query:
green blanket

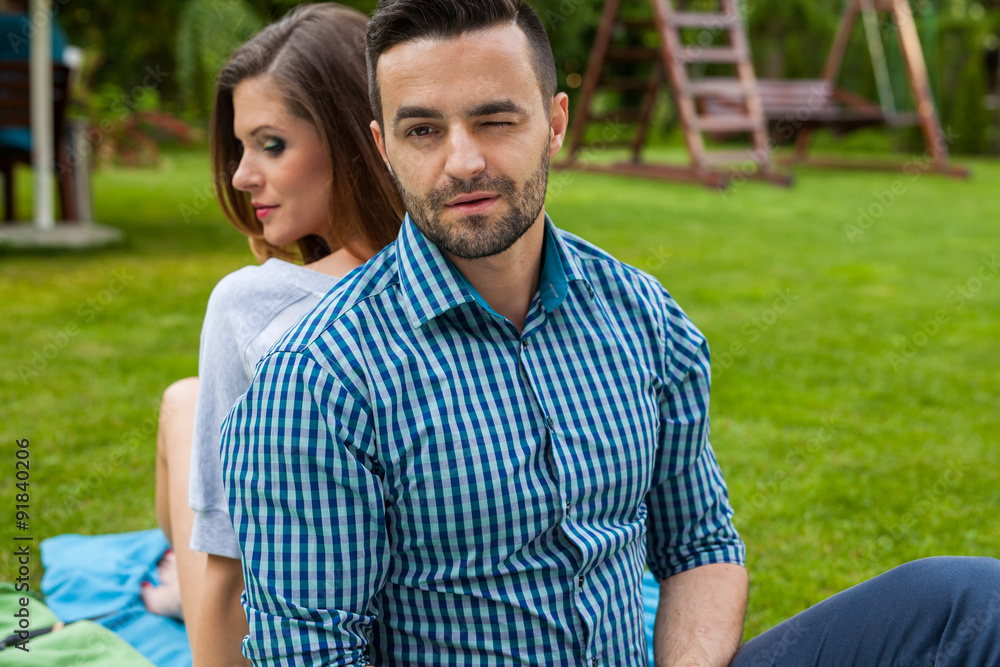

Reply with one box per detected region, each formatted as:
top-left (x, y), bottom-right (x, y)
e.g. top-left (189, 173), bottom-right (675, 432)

top-left (0, 584), bottom-right (151, 666)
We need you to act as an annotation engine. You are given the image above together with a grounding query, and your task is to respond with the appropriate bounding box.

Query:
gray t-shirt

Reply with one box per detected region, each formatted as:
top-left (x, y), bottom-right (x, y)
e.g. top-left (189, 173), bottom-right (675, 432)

top-left (188, 258), bottom-right (341, 558)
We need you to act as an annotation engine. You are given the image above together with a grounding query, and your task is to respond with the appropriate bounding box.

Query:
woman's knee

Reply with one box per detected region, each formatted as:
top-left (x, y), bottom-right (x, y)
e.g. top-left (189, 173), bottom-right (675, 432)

top-left (157, 377), bottom-right (200, 462)
top-left (160, 377), bottom-right (199, 424)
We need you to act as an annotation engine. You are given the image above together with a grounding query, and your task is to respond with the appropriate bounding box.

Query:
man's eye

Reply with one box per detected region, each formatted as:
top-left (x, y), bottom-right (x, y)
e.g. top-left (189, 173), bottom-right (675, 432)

top-left (408, 126), bottom-right (435, 138)
top-left (484, 122), bottom-right (512, 128)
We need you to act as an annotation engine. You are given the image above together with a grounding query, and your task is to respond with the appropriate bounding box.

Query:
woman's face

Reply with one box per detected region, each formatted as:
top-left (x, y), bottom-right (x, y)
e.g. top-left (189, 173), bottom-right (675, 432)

top-left (231, 76), bottom-right (333, 249)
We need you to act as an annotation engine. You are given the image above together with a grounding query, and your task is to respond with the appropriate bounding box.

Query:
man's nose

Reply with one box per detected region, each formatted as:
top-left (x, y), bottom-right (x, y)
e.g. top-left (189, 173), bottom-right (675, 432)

top-left (443, 126), bottom-right (486, 182)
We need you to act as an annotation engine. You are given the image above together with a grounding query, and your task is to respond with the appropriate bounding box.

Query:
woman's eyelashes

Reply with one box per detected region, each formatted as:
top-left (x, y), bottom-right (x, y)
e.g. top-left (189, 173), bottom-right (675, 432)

top-left (233, 136), bottom-right (285, 157)
top-left (262, 137), bottom-right (286, 155)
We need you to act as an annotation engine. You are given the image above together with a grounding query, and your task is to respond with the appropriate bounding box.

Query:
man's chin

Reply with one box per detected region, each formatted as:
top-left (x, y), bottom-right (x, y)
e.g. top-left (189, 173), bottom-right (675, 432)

top-left (436, 204), bottom-right (505, 229)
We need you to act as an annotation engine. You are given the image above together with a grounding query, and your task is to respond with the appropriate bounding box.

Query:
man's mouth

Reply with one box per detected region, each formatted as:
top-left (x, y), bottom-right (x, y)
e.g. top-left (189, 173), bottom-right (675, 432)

top-left (445, 193), bottom-right (499, 215)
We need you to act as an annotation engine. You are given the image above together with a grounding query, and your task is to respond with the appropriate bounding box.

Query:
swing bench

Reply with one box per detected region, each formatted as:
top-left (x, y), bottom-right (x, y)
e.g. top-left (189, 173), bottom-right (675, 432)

top-left (702, 78), bottom-right (910, 136)
top-left (753, 0), bottom-right (967, 176)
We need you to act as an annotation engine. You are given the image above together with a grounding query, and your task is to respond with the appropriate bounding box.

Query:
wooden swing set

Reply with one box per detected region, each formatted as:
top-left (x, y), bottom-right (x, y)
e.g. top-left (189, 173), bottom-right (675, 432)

top-left (556, 0), bottom-right (968, 189)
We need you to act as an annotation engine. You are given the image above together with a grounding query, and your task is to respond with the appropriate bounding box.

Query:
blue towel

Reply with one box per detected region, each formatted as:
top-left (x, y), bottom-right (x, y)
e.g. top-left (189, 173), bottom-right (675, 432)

top-left (40, 529), bottom-right (660, 666)
top-left (40, 529), bottom-right (192, 667)
top-left (642, 569), bottom-right (659, 666)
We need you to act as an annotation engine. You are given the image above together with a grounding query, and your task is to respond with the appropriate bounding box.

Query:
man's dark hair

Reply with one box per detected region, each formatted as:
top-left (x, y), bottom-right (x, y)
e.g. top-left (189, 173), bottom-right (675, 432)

top-left (366, 0), bottom-right (558, 126)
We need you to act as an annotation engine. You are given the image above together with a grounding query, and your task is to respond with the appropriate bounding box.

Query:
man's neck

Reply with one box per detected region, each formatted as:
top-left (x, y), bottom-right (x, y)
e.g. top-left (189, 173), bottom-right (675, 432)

top-left (446, 212), bottom-right (547, 334)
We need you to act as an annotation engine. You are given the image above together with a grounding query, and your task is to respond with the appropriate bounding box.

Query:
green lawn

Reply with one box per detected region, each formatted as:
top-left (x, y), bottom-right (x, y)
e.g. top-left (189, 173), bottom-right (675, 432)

top-left (2, 145), bottom-right (998, 641)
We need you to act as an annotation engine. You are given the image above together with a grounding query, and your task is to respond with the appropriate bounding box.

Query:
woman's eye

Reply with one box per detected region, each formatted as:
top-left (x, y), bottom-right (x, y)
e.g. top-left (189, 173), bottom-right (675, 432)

top-left (263, 138), bottom-right (285, 154)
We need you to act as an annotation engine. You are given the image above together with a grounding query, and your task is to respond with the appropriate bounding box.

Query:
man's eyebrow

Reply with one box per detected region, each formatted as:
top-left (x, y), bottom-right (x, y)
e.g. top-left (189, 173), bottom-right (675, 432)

top-left (393, 105), bottom-right (444, 128)
top-left (466, 100), bottom-right (527, 117)
top-left (392, 100), bottom-right (529, 129)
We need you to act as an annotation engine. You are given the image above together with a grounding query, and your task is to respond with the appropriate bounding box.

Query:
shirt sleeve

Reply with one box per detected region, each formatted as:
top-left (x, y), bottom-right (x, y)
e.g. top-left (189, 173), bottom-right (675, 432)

top-left (221, 348), bottom-right (388, 667)
top-left (645, 312), bottom-right (746, 582)
top-left (188, 279), bottom-right (250, 560)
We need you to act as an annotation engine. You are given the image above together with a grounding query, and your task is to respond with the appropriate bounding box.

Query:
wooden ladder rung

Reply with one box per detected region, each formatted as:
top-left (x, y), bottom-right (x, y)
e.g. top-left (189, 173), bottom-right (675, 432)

top-left (701, 150), bottom-right (766, 167)
top-left (605, 46), bottom-right (661, 62)
top-left (688, 77), bottom-right (746, 97)
top-left (697, 114), bottom-right (759, 133)
top-left (675, 46), bottom-right (744, 64)
top-left (671, 11), bottom-right (739, 29)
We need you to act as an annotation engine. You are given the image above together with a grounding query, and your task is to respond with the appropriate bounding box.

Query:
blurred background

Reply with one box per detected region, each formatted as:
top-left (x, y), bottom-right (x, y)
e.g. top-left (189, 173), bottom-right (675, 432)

top-left (55, 0), bottom-right (1000, 162)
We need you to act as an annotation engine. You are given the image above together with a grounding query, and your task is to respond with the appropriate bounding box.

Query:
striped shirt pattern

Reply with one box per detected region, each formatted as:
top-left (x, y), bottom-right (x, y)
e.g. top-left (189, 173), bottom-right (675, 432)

top-left (221, 215), bottom-right (745, 666)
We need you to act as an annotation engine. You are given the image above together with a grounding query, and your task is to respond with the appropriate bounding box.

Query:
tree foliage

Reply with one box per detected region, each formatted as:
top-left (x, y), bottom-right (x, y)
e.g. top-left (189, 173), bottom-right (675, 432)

top-left (59, 0), bottom-right (998, 153)
top-left (60, 0), bottom-right (189, 106)
top-left (175, 0), bottom-right (264, 119)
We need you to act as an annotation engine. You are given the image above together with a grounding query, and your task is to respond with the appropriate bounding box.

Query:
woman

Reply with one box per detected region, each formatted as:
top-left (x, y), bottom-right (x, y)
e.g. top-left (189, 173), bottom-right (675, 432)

top-left (146, 5), bottom-right (403, 664)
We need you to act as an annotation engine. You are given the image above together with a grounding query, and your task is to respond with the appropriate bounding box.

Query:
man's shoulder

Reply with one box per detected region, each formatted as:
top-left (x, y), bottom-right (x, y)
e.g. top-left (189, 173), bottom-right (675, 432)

top-left (556, 226), bottom-right (705, 352)
top-left (556, 227), bottom-right (672, 307)
top-left (268, 243), bottom-right (401, 358)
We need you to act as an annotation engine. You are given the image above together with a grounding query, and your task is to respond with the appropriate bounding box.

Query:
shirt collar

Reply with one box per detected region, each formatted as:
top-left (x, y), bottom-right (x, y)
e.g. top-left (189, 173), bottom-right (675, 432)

top-left (397, 213), bottom-right (588, 330)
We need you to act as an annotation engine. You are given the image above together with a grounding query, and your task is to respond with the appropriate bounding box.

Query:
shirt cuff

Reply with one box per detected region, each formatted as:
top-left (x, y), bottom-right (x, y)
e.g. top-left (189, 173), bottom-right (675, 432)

top-left (648, 540), bottom-right (747, 582)
top-left (189, 507), bottom-right (242, 559)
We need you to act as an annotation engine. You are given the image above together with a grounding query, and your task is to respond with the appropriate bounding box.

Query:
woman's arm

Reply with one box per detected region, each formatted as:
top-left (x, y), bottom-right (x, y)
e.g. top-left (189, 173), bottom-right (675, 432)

top-left (191, 554), bottom-right (250, 667)
top-left (186, 268), bottom-right (269, 663)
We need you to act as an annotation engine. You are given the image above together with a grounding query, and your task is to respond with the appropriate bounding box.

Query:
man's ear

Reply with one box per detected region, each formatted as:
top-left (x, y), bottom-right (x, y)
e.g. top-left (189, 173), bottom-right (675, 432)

top-left (370, 120), bottom-right (393, 173)
top-left (548, 92), bottom-right (570, 159)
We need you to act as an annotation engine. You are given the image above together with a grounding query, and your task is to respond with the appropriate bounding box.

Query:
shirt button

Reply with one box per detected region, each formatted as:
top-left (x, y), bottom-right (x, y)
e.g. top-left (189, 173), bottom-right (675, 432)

top-left (592, 659), bottom-right (599, 667)
top-left (546, 417), bottom-right (554, 429)
top-left (521, 339), bottom-right (529, 348)
top-left (579, 575), bottom-right (584, 587)
top-left (566, 501), bottom-right (571, 513)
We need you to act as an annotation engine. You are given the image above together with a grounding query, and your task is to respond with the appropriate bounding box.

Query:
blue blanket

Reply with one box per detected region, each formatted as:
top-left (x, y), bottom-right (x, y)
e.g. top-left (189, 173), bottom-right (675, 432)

top-left (40, 530), bottom-right (192, 667)
top-left (643, 570), bottom-right (659, 665)
top-left (40, 528), bottom-right (661, 666)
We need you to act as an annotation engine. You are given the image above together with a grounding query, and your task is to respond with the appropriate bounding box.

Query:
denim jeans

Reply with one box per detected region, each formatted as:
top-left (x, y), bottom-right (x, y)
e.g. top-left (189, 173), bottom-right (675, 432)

top-left (731, 557), bottom-right (1000, 666)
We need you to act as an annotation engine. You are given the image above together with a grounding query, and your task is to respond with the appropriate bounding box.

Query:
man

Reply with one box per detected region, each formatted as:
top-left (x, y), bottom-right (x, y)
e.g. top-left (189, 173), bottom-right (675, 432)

top-left (221, 1), bottom-right (1000, 665)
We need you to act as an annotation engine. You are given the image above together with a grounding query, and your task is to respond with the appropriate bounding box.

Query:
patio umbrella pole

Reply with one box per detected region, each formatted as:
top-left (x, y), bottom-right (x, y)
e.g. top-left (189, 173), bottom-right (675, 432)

top-left (30, 0), bottom-right (54, 229)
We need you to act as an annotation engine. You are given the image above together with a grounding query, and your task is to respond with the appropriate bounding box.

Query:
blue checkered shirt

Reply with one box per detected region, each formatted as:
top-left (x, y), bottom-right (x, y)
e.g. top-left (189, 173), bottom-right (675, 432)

top-left (221, 215), bottom-right (745, 666)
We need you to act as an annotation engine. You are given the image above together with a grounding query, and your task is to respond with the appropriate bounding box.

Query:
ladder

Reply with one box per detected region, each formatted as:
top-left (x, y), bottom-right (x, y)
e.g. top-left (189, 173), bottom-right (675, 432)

top-left (558, 0), bottom-right (792, 189)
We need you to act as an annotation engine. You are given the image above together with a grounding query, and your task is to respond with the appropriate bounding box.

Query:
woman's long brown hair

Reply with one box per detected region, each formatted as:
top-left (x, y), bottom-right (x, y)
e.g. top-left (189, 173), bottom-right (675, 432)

top-left (211, 3), bottom-right (403, 263)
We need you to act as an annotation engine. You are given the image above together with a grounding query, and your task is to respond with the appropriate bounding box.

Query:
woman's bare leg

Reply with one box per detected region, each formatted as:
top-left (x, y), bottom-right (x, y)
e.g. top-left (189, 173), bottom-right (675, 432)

top-left (149, 377), bottom-right (205, 635)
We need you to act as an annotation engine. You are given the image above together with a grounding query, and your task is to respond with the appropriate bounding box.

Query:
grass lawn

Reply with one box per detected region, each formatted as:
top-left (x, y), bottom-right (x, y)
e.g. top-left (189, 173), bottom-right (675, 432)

top-left (2, 144), bottom-right (998, 642)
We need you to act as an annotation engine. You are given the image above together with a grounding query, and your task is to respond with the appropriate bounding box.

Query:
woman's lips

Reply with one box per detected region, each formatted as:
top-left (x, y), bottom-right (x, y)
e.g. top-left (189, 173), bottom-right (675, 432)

top-left (255, 206), bottom-right (278, 220)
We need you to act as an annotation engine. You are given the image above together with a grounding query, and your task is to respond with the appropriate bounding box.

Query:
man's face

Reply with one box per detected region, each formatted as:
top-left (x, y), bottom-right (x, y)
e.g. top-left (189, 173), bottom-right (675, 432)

top-left (371, 25), bottom-right (568, 260)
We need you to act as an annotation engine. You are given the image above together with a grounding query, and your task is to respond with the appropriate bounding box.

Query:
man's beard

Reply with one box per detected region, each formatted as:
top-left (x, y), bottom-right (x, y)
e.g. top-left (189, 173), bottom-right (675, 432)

top-left (392, 146), bottom-right (550, 260)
